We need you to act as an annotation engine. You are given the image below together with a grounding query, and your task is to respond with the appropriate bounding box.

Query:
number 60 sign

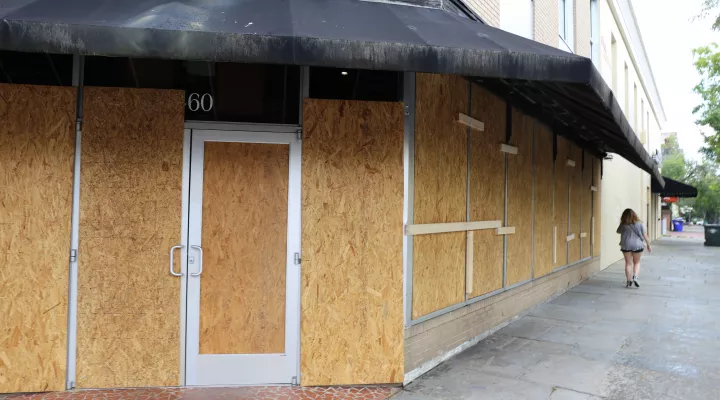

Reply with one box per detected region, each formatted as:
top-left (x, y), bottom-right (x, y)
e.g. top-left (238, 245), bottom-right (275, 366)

top-left (186, 93), bottom-right (214, 112)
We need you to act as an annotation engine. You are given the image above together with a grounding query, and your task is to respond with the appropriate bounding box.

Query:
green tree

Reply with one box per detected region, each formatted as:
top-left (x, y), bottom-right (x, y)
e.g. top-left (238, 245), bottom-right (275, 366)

top-left (697, 0), bottom-right (720, 30)
top-left (692, 44), bottom-right (720, 161)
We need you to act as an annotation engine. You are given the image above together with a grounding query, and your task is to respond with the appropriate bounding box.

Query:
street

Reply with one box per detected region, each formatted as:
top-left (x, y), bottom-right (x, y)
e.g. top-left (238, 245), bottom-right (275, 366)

top-left (394, 237), bottom-right (720, 400)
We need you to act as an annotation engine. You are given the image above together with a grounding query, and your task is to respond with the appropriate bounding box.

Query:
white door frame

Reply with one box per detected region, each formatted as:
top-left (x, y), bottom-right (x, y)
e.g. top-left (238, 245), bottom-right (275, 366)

top-left (180, 127), bottom-right (301, 386)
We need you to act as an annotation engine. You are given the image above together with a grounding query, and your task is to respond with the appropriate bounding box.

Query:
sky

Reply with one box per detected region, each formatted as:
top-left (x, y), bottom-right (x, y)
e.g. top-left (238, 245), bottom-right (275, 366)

top-left (632, 0), bottom-right (720, 160)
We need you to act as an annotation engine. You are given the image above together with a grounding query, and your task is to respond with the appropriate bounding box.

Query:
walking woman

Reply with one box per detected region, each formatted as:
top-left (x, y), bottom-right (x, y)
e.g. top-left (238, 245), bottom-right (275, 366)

top-left (617, 208), bottom-right (652, 288)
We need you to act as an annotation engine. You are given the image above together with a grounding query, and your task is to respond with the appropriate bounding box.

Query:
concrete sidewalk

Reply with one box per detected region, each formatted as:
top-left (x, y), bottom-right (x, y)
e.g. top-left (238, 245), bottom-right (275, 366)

top-left (394, 238), bottom-right (720, 400)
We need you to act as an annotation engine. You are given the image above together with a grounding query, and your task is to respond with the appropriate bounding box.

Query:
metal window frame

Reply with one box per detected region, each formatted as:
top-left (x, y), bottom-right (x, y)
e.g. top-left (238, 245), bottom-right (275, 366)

top-left (65, 55), bottom-right (84, 390)
top-left (403, 72), bottom-right (416, 327)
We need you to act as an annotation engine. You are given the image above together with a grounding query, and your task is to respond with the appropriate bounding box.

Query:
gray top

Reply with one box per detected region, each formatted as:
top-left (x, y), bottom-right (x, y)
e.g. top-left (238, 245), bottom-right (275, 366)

top-left (617, 222), bottom-right (646, 250)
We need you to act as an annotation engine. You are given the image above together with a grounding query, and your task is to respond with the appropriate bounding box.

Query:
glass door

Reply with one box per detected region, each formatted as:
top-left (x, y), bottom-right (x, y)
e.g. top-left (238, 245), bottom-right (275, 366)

top-left (184, 129), bottom-right (301, 385)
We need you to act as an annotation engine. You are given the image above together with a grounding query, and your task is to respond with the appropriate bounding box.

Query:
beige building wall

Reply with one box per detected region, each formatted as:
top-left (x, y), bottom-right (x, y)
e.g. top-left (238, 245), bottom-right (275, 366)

top-left (465, 0), bottom-right (499, 26)
top-left (575, 0), bottom-right (592, 57)
top-left (534, 0), bottom-right (558, 46)
top-left (597, 0), bottom-right (665, 266)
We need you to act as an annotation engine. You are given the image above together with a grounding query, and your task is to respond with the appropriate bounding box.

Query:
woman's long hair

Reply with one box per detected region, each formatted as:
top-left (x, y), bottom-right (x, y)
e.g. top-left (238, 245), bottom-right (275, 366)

top-left (620, 208), bottom-right (640, 225)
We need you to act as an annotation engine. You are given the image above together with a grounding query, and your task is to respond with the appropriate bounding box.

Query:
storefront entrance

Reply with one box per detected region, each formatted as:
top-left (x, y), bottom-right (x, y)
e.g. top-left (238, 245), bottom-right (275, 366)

top-left (181, 128), bottom-right (301, 385)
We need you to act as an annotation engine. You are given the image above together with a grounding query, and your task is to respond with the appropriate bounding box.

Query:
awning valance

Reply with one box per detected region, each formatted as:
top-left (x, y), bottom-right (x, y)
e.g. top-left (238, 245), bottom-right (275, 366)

top-left (652, 176), bottom-right (698, 198)
top-left (0, 0), bottom-right (662, 184)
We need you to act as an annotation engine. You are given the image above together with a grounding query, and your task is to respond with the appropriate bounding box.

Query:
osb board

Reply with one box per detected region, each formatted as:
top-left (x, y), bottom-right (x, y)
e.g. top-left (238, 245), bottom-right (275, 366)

top-left (77, 87), bottom-right (184, 388)
top-left (533, 124), bottom-right (555, 278)
top-left (568, 144), bottom-right (583, 264)
top-left (468, 84), bottom-right (505, 298)
top-left (506, 109), bottom-right (533, 286)
top-left (301, 99), bottom-right (404, 385)
top-left (0, 84), bottom-right (75, 393)
top-left (412, 74), bottom-right (468, 317)
top-left (593, 157), bottom-right (602, 257)
top-left (554, 137), bottom-right (569, 267)
top-left (199, 142), bottom-right (288, 354)
top-left (582, 151), bottom-right (593, 259)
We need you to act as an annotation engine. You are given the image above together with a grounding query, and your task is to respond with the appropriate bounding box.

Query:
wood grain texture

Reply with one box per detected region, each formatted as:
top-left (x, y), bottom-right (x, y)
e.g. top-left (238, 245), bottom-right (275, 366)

top-left (554, 137), bottom-right (569, 267)
top-left (469, 84), bottom-right (505, 297)
top-left (301, 99), bottom-right (404, 385)
top-left (593, 157), bottom-right (602, 257)
top-left (582, 151), bottom-right (593, 259)
top-left (412, 74), bottom-right (468, 317)
top-left (533, 124), bottom-right (554, 278)
top-left (506, 109), bottom-right (533, 286)
top-left (0, 84), bottom-right (75, 393)
top-left (199, 142), bottom-right (288, 354)
top-left (77, 87), bottom-right (184, 388)
top-left (568, 144), bottom-right (582, 264)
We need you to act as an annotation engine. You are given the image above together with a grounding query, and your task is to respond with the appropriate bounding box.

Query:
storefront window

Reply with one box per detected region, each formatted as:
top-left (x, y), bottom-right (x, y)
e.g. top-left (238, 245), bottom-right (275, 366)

top-left (309, 67), bottom-right (402, 102)
top-left (0, 50), bottom-right (73, 86)
top-left (83, 56), bottom-right (300, 124)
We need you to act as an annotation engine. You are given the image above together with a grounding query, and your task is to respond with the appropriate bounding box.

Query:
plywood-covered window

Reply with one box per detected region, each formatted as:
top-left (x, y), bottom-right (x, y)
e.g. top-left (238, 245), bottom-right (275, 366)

top-left (408, 73), bottom-right (603, 321)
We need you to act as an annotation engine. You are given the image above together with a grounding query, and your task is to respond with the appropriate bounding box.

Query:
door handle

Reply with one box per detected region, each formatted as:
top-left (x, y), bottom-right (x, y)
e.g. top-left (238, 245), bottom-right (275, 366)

top-left (190, 245), bottom-right (203, 276)
top-left (169, 245), bottom-right (184, 277)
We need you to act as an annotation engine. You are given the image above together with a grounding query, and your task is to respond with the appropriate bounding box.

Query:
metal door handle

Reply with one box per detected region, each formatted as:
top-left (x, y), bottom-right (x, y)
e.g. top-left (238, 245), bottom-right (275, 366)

top-left (169, 245), bottom-right (184, 277)
top-left (190, 245), bottom-right (203, 276)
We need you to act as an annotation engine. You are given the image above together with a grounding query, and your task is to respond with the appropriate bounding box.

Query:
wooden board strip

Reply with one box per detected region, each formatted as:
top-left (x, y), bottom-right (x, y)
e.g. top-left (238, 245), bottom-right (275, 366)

top-left (0, 84), bottom-right (75, 393)
top-left (405, 220), bottom-right (501, 235)
top-left (582, 151), bottom-right (593, 259)
top-left (500, 144), bottom-right (519, 154)
top-left (412, 73), bottom-right (468, 318)
top-left (301, 99), bottom-right (404, 385)
top-left (580, 232), bottom-right (588, 238)
top-left (568, 144), bottom-right (582, 264)
top-left (77, 87), bottom-right (184, 388)
top-left (566, 159), bottom-right (576, 167)
top-left (533, 124), bottom-right (555, 279)
top-left (466, 232), bottom-right (474, 294)
top-left (590, 186), bottom-right (598, 191)
top-left (506, 109), bottom-right (533, 286)
top-left (554, 137), bottom-right (569, 267)
top-left (458, 112), bottom-right (484, 131)
top-left (469, 84), bottom-right (505, 298)
top-left (497, 227), bottom-right (516, 235)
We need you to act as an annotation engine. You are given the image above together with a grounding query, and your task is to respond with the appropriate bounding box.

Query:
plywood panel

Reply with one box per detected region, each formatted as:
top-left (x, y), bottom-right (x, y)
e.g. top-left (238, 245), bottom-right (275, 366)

top-left (593, 157), bottom-right (602, 257)
top-left (0, 84), bottom-right (75, 393)
top-left (301, 99), bottom-right (404, 385)
top-left (582, 151), bottom-right (593, 259)
top-left (555, 137), bottom-right (569, 267)
top-left (568, 144), bottom-right (583, 264)
top-left (77, 87), bottom-right (184, 388)
top-left (412, 74), bottom-right (468, 317)
top-left (199, 142), bottom-right (288, 354)
top-left (506, 109), bottom-right (533, 286)
top-left (533, 124), bottom-right (555, 278)
top-left (469, 84), bottom-right (505, 297)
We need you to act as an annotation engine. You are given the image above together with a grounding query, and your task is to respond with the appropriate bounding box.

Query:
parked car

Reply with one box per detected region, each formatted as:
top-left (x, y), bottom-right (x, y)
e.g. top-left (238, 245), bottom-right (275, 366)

top-left (697, 220), bottom-right (705, 226)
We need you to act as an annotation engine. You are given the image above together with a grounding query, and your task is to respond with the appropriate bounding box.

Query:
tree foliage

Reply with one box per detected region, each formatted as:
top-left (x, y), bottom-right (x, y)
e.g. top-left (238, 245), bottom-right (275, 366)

top-left (661, 136), bottom-right (720, 222)
top-left (692, 44), bottom-right (720, 161)
top-left (697, 0), bottom-right (720, 30)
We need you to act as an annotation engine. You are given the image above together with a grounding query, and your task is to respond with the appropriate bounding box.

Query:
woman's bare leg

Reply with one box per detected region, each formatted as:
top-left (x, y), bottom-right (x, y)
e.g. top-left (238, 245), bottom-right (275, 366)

top-left (633, 252), bottom-right (642, 279)
top-left (623, 252), bottom-right (634, 282)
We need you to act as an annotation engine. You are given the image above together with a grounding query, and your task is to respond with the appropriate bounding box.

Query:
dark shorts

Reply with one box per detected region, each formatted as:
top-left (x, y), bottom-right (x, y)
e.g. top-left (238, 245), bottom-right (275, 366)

top-left (621, 248), bottom-right (644, 253)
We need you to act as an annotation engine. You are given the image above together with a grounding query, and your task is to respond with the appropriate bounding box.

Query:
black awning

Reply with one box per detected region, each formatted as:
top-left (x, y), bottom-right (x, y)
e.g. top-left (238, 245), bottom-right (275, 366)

top-left (652, 176), bottom-right (698, 198)
top-left (0, 0), bottom-right (662, 184)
